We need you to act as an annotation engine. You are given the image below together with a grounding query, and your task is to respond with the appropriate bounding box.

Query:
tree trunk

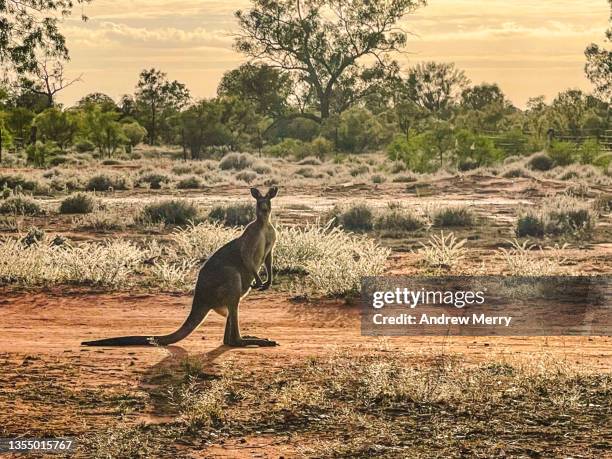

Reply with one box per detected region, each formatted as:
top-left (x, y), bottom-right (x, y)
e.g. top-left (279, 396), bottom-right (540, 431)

top-left (320, 94), bottom-right (330, 119)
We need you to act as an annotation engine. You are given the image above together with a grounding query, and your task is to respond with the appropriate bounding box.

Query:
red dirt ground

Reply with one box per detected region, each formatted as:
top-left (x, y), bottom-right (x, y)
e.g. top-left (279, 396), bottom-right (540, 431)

top-left (0, 289), bottom-right (610, 457)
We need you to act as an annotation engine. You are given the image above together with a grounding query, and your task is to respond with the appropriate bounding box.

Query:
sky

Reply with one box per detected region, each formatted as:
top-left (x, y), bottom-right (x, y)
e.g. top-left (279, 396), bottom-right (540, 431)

top-left (56, 0), bottom-right (610, 108)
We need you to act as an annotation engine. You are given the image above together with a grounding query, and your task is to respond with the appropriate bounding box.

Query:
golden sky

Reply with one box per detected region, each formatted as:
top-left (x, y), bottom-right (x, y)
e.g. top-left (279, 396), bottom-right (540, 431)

top-left (58, 0), bottom-right (610, 108)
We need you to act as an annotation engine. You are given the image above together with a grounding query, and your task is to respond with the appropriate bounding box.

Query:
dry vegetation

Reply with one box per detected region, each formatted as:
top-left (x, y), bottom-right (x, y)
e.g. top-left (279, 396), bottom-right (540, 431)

top-left (1, 146), bottom-right (611, 458)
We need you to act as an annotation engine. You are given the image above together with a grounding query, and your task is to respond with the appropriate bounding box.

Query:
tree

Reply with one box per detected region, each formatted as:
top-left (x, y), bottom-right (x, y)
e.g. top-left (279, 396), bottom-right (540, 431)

top-left (234, 0), bottom-right (426, 121)
top-left (135, 68), bottom-right (190, 144)
top-left (77, 93), bottom-right (117, 112)
top-left (404, 61), bottom-right (470, 116)
top-left (82, 105), bottom-right (127, 156)
top-left (0, 0), bottom-right (90, 74)
top-left (7, 107), bottom-right (35, 140)
top-left (179, 99), bottom-right (231, 159)
top-left (34, 107), bottom-right (79, 149)
top-left (551, 89), bottom-right (588, 136)
top-left (20, 57), bottom-right (82, 107)
top-left (218, 63), bottom-right (291, 117)
top-left (122, 122), bottom-right (147, 151)
top-left (461, 83), bottom-right (507, 111)
top-left (585, 0), bottom-right (611, 100)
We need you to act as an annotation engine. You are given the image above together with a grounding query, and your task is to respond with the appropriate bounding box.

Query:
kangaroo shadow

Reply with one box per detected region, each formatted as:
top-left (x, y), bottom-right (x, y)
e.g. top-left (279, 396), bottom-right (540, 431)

top-left (138, 344), bottom-right (233, 416)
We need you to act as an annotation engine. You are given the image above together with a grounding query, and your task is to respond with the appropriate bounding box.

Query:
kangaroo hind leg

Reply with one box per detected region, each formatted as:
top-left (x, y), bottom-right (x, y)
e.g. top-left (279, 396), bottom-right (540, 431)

top-left (223, 284), bottom-right (277, 347)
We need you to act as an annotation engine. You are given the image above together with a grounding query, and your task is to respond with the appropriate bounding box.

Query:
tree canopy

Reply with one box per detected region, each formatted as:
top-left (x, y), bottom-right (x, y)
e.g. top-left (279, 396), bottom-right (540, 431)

top-left (0, 0), bottom-right (90, 73)
top-left (234, 0), bottom-right (426, 121)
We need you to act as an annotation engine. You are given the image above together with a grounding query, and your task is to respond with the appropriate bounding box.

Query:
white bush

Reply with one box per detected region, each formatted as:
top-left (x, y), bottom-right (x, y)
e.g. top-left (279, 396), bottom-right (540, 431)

top-left (0, 239), bottom-right (144, 287)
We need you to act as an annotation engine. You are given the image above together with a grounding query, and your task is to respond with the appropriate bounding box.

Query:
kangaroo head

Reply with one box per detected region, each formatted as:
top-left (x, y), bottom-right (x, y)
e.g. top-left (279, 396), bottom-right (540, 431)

top-left (251, 186), bottom-right (279, 220)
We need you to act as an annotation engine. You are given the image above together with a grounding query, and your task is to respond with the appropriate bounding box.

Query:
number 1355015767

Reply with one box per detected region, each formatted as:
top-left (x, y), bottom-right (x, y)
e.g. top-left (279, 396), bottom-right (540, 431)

top-left (0, 438), bottom-right (75, 453)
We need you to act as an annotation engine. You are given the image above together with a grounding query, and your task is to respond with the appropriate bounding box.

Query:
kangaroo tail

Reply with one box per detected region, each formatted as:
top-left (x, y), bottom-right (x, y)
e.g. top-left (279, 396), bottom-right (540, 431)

top-left (82, 298), bottom-right (210, 347)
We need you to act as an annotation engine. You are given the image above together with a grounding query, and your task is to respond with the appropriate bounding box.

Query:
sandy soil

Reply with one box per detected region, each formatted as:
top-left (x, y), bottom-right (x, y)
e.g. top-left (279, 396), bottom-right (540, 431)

top-left (0, 289), bottom-right (610, 457)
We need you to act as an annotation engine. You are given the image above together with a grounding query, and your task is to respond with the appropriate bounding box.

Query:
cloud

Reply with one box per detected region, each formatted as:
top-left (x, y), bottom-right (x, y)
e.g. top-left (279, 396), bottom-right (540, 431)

top-left (65, 21), bottom-right (234, 50)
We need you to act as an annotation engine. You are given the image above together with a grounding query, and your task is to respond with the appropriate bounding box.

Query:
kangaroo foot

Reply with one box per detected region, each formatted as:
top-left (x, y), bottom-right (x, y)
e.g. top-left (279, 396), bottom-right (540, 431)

top-left (226, 337), bottom-right (278, 347)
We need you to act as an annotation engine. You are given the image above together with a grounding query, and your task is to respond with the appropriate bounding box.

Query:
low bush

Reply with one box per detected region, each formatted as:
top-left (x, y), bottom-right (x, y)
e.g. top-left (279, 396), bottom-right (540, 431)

top-left (375, 207), bottom-right (425, 234)
top-left (137, 172), bottom-right (171, 190)
top-left (219, 152), bottom-right (255, 171)
top-left (329, 203), bottom-right (374, 232)
top-left (457, 158), bottom-right (479, 172)
top-left (252, 162), bottom-right (272, 175)
top-left (502, 166), bottom-right (532, 179)
top-left (350, 165), bottom-right (370, 177)
top-left (432, 206), bottom-right (475, 227)
top-left (235, 171), bottom-right (257, 183)
top-left (75, 139), bottom-right (96, 153)
top-left (0, 196), bottom-right (41, 215)
top-left (0, 174), bottom-right (39, 192)
top-left (516, 195), bottom-right (597, 237)
top-left (142, 200), bottom-right (198, 225)
top-left (59, 193), bottom-right (97, 214)
top-left (208, 202), bottom-right (255, 227)
top-left (548, 141), bottom-right (577, 167)
top-left (101, 159), bottom-right (122, 166)
top-left (298, 156), bottom-right (322, 166)
top-left (371, 174), bottom-right (386, 184)
top-left (176, 176), bottom-right (203, 189)
top-left (392, 173), bottom-right (418, 183)
top-left (526, 152), bottom-right (554, 171)
top-left (86, 173), bottom-right (132, 191)
top-left (516, 215), bottom-right (545, 237)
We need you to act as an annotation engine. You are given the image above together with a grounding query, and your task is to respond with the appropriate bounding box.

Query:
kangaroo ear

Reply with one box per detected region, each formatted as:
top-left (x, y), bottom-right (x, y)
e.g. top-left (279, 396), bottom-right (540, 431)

top-left (266, 186), bottom-right (279, 199)
top-left (250, 188), bottom-right (262, 199)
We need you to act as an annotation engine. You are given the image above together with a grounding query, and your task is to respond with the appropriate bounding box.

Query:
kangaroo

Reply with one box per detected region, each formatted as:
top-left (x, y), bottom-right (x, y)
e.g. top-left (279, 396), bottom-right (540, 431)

top-left (82, 186), bottom-right (279, 348)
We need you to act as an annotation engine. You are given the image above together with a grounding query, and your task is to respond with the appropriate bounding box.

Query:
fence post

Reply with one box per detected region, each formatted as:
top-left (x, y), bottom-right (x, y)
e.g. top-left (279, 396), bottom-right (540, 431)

top-left (546, 128), bottom-right (554, 149)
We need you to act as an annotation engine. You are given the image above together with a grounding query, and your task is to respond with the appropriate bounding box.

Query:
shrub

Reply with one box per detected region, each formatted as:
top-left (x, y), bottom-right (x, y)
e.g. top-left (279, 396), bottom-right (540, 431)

top-left (503, 155), bottom-right (521, 165)
top-left (432, 206), bottom-right (475, 227)
top-left (548, 141), bottom-right (577, 167)
top-left (298, 156), bottom-right (322, 166)
top-left (101, 159), bottom-right (122, 166)
top-left (141, 200), bottom-right (198, 225)
top-left (330, 203), bottom-right (374, 232)
top-left (516, 215), bottom-right (545, 237)
top-left (295, 167), bottom-right (317, 178)
top-left (578, 139), bottom-right (601, 165)
top-left (392, 172), bottom-right (418, 183)
top-left (309, 136), bottom-right (334, 157)
top-left (252, 162), bottom-right (272, 174)
top-left (336, 107), bottom-right (385, 153)
top-left (235, 171), bottom-right (257, 183)
top-left (457, 157), bottom-right (479, 171)
top-left (263, 138), bottom-right (306, 158)
top-left (86, 173), bottom-right (132, 191)
top-left (0, 196), bottom-right (41, 215)
top-left (0, 174), bottom-right (39, 192)
top-left (137, 172), bottom-right (171, 190)
top-left (516, 195), bottom-right (597, 237)
top-left (419, 232), bottom-right (467, 271)
top-left (350, 164), bottom-right (370, 177)
top-left (389, 160), bottom-right (407, 173)
top-left (208, 202), bottom-right (255, 227)
top-left (59, 193), bottom-right (97, 214)
top-left (527, 152), bottom-right (554, 171)
top-left (375, 208), bottom-right (425, 234)
top-left (371, 174), bottom-right (386, 184)
top-left (49, 156), bottom-right (70, 166)
top-left (219, 152), bottom-right (255, 171)
top-left (502, 166), bottom-right (532, 179)
top-left (594, 193), bottom-right (612, 213)
top-left (176, 176), bottom-right (203, 189)
top-left (75, 139), bottom-right (96, 153)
